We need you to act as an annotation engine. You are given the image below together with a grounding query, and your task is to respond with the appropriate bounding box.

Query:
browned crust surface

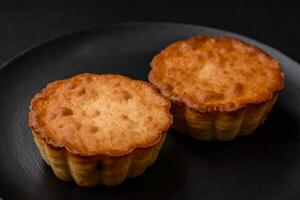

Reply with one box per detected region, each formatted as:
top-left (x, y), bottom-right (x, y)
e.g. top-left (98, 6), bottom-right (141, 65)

top-left (149, 36), bottom-right (284, 112)
top-left (29, 73), bottom-right (172, 157)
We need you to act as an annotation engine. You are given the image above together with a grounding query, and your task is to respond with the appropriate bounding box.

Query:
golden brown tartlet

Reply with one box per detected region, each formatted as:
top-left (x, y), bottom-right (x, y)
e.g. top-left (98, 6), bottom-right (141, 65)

top-left (149, 36), bottom-right (284, 141)
top-left (29, 73), bottom-right (172, 186)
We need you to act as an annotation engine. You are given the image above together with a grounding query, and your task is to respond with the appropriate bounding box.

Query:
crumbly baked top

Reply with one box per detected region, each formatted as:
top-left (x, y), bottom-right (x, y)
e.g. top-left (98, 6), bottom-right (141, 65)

top-left (149, 36), bottom-right (284, 112)
top-left (29, 73), bottom-right (172, 156)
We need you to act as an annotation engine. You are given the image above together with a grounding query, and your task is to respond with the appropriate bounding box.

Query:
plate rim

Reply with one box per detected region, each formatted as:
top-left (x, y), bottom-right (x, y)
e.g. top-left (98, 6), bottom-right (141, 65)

top-left (0, 21), bottom-right (299, 75)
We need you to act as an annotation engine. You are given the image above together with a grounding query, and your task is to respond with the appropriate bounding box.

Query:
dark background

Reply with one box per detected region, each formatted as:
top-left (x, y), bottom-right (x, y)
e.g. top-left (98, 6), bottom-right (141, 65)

top-left (0, 1), bottom-right (300, 200)
top-left (0, 0), bottom-right (299, 69)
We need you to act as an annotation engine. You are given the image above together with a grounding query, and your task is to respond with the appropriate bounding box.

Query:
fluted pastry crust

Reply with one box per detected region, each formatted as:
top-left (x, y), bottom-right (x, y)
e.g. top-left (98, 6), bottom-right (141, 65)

top-left (172, 95), bottom-right (277, 141)
top-left (33, 131), bottom-right (166, 186)
top-left (149, 36), bottom-right (284, 112)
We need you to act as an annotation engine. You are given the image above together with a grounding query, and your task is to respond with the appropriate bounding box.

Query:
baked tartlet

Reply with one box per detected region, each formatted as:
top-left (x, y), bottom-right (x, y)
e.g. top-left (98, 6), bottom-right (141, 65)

top-left (149, 36), bottom-right (284, 141)
top-left (29, 73), bottom-right (172, 186)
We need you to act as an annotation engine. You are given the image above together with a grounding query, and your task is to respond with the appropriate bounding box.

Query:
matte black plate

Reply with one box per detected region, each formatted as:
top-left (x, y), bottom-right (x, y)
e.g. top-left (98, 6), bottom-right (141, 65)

top-left (1, 23), bottom-right (300, 200)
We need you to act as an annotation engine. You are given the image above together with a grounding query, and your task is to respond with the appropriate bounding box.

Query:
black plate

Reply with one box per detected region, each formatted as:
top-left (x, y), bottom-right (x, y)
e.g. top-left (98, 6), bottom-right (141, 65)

top-left (1, 22), bottom-right (300, 200)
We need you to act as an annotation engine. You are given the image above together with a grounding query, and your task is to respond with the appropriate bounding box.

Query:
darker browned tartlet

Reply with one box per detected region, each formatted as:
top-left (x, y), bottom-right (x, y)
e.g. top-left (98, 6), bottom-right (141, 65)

top-left (149, 36), bottom-right (284, 141)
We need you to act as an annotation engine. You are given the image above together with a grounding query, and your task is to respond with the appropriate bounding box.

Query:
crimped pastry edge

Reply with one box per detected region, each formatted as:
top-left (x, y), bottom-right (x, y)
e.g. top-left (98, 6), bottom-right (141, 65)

top-left (171, 94), bottom-right (278, 141)
top-left (33, 130), bottom-right (166, 186)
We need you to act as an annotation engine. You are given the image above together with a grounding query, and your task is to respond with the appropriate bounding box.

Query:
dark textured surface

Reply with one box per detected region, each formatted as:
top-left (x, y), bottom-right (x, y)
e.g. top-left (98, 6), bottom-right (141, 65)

top-left (0, 23), bottom-right (300, 200)
top-left (0, 1), bottom-right (299, 69)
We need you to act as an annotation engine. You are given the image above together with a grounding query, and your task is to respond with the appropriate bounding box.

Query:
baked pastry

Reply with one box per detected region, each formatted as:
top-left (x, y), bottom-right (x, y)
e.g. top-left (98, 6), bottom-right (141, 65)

top-left (29, 73), bottom-right (172, 186)
top-left (149, 36), bottom-right (284, 141)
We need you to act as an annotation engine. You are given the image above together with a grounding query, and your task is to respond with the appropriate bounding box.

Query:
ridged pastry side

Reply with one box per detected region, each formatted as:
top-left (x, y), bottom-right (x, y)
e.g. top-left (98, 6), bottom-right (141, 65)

top-left (33, 131), bottom-right (166, 186)
top-left (171, 95), bottom-right (277, 141)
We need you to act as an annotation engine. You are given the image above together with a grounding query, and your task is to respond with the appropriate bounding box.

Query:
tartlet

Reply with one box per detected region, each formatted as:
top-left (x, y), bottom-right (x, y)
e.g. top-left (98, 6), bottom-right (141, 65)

top-left (149, 36), bottom-right (284, 141)
top-left (29, 73), bottom-right (172, 186)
